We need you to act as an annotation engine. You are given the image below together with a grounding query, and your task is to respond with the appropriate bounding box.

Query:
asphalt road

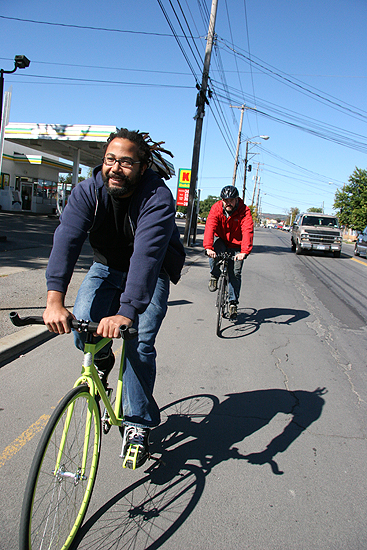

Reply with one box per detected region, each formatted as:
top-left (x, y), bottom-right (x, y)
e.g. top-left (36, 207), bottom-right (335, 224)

top-left (1, 225), bottom-right (367, 549)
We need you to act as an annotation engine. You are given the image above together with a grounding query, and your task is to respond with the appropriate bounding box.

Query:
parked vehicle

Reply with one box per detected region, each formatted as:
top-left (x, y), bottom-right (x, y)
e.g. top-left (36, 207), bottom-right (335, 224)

top-left (354, 226), bottom-right (367, 257)
top-left (291, 213), bottom-right (342, 257)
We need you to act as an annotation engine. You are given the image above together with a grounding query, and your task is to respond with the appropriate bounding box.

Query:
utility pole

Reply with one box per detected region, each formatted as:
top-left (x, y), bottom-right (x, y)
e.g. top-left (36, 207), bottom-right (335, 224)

top-left (242, 140), bottom-right (249, 201)
top-left (231, 104), bottom-right (245, 186)
top-left (251, 163), bottom-right (260, 205)
top-left (255, 181), bottom-right (260, 212)
top-left (183, 0), bottom-right (218, 246)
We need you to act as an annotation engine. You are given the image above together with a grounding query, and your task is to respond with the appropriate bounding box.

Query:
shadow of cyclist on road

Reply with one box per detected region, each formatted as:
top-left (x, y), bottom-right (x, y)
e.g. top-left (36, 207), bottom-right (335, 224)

top-left (220, 306), bottom-right (310, 338)
top-left (151, 387), bottom-right (326, 479)
top-left (72, 388), bottom-right (326, 549)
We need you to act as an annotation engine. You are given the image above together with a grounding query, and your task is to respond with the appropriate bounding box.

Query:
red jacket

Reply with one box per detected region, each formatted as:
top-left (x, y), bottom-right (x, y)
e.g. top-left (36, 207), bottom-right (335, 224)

top-left (203, 198), bottom-right (254, 254)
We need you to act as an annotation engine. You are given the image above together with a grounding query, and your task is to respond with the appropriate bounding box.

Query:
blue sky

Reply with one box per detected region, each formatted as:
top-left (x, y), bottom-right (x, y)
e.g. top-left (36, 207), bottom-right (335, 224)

top-left (1, 0), bottom-right (367, 215)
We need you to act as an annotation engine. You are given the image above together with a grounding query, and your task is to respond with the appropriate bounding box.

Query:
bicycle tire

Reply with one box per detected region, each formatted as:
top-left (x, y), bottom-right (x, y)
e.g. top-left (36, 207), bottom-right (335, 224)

top-left (216, 275), bottom-right (227, 336)
top-left (19, 385), bottom-right (101, 550)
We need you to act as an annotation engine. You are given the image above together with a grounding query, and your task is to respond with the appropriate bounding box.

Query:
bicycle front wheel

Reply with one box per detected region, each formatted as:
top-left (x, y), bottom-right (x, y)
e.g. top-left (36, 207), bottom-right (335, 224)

top-left (216, 275), bottom-right (227, 336)
top-left (19, 385), bottom-right (101, 550)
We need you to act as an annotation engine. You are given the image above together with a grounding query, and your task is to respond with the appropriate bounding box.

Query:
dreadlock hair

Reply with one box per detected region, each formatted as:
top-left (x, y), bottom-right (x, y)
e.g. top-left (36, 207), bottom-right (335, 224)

top-left (105, 128), bottom-right (174, 176)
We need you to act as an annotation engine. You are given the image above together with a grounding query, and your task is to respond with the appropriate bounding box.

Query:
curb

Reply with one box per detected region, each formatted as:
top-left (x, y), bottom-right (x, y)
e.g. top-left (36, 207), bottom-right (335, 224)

top-left (0, 326), bottom-right (55, 364)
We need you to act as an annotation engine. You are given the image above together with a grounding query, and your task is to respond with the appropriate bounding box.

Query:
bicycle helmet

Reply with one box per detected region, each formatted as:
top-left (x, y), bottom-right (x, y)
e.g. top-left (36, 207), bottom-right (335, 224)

top-left (220, 185), bottom-right (239, 199)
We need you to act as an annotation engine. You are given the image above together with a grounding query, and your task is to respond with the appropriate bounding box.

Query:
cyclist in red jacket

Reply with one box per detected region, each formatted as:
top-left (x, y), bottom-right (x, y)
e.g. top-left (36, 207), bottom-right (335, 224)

top-left (203, 185), bottom-right (254, 319)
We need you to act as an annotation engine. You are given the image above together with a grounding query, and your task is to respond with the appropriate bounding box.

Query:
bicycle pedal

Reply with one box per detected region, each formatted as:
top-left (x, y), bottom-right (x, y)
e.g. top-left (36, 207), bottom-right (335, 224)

top-left (121, 444), bottom-right (151, 470)
top-left (122, 444), bottom-right (139, 470)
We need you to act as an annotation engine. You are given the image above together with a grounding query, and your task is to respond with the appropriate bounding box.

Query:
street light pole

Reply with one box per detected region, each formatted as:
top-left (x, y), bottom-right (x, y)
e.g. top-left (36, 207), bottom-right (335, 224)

top-left (0, 56), bottom-right (30, 136)
top-left (0, 56), bottom-right (30, 242)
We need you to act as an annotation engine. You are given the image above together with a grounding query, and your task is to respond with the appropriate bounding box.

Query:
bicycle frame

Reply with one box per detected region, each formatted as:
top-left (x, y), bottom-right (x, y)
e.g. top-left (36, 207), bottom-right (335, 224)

top-left (77, 335), bottom-right (124, 426)
top-left (56, 333), bottom-right (125, 479)
top-left (10, 312), bottom-right (132, 476)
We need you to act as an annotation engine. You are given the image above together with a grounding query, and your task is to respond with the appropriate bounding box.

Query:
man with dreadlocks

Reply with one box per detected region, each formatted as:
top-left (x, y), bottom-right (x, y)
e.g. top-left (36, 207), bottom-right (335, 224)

top-left (43, 128), bottom-right (185, 468)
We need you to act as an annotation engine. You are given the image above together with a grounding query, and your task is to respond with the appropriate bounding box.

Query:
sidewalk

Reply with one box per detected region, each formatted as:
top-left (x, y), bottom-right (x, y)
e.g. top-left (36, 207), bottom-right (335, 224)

top-left (0, 213), bottom-right (204, 364)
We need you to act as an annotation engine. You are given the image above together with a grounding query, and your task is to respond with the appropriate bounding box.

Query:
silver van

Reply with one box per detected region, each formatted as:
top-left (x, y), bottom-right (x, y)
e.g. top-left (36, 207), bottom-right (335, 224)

top-left (291, 213), bottom-right (342, 257)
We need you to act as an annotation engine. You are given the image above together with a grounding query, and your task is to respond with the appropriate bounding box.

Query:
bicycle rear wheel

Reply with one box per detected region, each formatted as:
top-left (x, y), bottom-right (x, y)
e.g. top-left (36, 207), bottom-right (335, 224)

top-left (216, 275), bottom-right (228, 336)
top-left (19, 385), bottom-right (101, 550)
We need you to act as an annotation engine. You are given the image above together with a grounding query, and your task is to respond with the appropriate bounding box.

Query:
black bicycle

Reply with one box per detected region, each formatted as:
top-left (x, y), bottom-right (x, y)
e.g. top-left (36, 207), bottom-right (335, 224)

top-left (215, 252), bottom-right (234, 336)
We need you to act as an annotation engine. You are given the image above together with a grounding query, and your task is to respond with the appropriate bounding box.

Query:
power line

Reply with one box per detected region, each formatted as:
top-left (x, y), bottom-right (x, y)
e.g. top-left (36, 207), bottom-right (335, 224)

top-left (165, 0), bottom-right (203, 74)
top-left (210, 80), bottom-right (367, 154)
top-left (10, 73), bottom-right (194, 89)
top-left (217, 37), bottom-right (367, 122)
top-left (174, 0), bottom-right (205, 68)
top-left (258, 146), bottom-right (346, 186)
top-left (156, 0), bottom-right (200, 85)
top-left (0, 57), bottom-right (193, 77)
top-left (0, 14), bottom-right (188, 38)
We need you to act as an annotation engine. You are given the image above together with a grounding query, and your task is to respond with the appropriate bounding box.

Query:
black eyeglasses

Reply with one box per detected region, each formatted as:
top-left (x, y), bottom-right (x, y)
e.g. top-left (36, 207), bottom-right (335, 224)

top-left (102, 155), bottom-right (140, 169)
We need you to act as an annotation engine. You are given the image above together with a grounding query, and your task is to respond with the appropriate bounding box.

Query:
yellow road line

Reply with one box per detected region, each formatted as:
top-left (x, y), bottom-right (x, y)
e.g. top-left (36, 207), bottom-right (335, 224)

top-left (0, 414), bottom-right (50, 469)
top-left (0, 352), bottom-right (123, 469)
top-left (351, 257), bottom-right (367, 266)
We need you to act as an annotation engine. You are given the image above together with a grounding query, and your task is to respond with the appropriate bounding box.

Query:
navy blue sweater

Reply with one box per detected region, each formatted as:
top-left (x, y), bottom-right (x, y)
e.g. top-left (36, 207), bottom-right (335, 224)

top-left (46, 166), bottom-right (185, 321)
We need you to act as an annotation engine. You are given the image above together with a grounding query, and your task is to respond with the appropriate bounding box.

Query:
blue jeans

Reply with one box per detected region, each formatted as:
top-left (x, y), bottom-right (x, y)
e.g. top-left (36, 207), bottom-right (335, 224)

top-left (73, 262), bottom-right (170, 429)
top-left (209, 238), bottom-right (244, 303)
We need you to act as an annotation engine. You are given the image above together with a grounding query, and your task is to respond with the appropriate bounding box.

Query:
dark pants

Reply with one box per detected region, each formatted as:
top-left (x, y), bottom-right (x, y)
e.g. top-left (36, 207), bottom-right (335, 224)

top-left (209, 238), bottom-right (244, 303)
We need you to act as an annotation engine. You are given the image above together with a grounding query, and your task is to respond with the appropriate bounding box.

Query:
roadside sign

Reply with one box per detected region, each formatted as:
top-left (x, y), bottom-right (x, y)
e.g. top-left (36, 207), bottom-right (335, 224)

top-left (176, 168), bottom-right (191, 206)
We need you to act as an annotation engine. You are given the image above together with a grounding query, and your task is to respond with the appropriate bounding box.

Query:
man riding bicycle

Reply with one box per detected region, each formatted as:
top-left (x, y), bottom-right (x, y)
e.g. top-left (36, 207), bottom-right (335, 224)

top-left (203, 185), bottom-right (253, 319)
top-left (43, 128), bottom-right (185, 469)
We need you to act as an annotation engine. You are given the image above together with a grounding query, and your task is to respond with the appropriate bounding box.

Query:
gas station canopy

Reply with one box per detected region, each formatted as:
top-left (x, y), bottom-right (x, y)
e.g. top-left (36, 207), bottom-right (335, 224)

top-left (5, 123), bottom-right (115, 168)
top-left (4, 123), bottom-right (175, 179)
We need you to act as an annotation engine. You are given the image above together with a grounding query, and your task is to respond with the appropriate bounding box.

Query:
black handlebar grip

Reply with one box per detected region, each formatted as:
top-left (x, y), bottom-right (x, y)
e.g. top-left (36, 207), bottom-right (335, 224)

top-left (10, 312), bottom-right (45, 327)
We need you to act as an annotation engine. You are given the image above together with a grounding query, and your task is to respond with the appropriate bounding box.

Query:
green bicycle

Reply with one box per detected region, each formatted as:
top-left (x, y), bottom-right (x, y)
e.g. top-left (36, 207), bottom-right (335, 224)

top-left (10, 311), bottom-right (138, 550)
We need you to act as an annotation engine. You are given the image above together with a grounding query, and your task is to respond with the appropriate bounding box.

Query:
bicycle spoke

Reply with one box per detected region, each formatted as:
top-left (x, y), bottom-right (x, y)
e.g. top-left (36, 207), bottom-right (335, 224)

top-left (20, 386), bottom-right (101, 550)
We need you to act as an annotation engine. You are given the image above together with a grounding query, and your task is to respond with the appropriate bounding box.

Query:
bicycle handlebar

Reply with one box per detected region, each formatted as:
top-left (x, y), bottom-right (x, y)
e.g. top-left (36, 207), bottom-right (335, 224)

top-left (205, 250), bottom-right (235, 260)
top-left (216, 251), bottom-right (235, 260)
top-left (9, 312), bottom-right (138, 341)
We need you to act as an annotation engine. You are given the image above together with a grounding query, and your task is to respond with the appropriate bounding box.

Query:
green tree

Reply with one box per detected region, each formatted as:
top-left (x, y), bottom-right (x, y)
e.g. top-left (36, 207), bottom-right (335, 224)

top-left (199, 195), bottom-right (219, 220)
top-left (249, 204), bottom-right (260, 225)
top-left (176, 205), bottom-right (187, 215)
top-left (59, 173), bottom-right (84, 185)
top-left (289, 207), bottom-right (300, 224)
top-left (307, 207), bottom-right (323, 213)
top-left (334, 167), bottom-right (367, 231)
